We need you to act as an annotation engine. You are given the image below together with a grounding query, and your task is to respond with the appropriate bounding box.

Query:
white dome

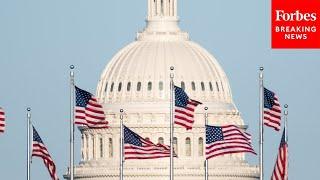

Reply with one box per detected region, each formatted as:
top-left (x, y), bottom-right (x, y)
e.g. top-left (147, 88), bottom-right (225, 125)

top-left (71, 1), bottom-right (259, 179)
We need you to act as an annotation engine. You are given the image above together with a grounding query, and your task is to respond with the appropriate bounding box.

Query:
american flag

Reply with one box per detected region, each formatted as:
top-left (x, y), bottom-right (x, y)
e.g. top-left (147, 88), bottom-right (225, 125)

top-left (32, 126), bottom-right (59, 180)
top-left (271, 128), bottom-right (288, 180)
top-left (75, 86), bottom-right (108, 128)
top-left (264, 88), bottom-right (281, 131)
top-left (124, 126), bottom-right (172, 160)
top-left (206, 125), bottom-right (256, 159)
top-left (174, 86), bottom-right (202, 130)
top-left (0, 107), bottom-right (5, 133)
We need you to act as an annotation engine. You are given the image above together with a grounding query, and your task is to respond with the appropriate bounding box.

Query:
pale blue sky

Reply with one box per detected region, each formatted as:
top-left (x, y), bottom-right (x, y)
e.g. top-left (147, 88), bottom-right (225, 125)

top-left (0, 0), bottom-right (319, 179)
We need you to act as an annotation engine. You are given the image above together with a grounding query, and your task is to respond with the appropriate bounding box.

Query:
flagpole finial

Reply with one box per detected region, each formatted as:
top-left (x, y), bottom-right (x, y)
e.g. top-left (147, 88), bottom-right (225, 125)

top-left (259, 67), bottom-right (264, 71)
top-left (170, 66), bottom-right (174, 71)
top-left (70, 65), bottom-right (75, 70)
top-left (204, 107), bottom-right (208, 111)
top-left (284, 104), bottom-right (288, 108)
top-left (27, 107), bottom-right (31, 112)
top-left (120, 109), bottom-right (124, 113)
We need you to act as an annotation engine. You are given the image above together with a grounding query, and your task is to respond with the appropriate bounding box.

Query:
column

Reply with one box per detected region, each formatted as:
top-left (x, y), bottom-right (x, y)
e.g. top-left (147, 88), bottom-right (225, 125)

top-left (174, 0), bottom-right (177, 16)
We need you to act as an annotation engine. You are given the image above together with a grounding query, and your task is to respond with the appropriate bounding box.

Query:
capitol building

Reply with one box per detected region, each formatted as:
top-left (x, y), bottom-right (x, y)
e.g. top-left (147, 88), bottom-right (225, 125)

top-left (70, 0), bottom-right (259, 179)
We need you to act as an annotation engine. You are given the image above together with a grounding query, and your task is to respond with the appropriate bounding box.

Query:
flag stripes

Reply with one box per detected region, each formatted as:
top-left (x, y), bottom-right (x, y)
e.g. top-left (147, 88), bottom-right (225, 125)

top-left (174, 86), bottom-right (201, 130)
top-left (206, 125), bottom-right (256, 159)
top-left (0, 107), bottom-right (5, 133)
top-left (264, 88), bottom-right (282, 131)
top-left (271, 129), bottom-right (288, 180)
top-left (124, 126), bottom-right (172, 160)
top-left (32, 127), bottom-right (59, 180)
top-left (75, 86), bottom-right (108, 128)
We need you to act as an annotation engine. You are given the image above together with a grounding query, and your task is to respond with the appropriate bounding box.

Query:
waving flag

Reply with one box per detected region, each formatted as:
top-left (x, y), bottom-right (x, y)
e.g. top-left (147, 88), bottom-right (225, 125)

top-left (271, 128), bottom-right (288, 180)
top-left (0, 107), bottom-right (5, 133)
top-left (264, 88), bottom-right (281, 131)
top-left (174, 86), bottom-right (202, 130)
top-left (75, 86), bottom-right (108, 128)
top-left (32, 127), bottom-right (59, 180)
top-left (206, 125), bottom-right (256, 159)
top-left (124, 126), bottom-right (173, 160)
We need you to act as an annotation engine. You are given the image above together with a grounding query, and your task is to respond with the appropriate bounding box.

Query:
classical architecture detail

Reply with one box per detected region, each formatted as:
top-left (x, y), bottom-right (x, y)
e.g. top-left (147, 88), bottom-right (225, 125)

top-left (68, 0), bottom-right (259, 179)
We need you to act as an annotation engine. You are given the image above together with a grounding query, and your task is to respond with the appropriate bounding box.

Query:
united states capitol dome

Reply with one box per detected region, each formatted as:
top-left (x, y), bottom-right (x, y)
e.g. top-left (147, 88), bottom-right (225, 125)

top-left (71, 1), bottom-right (259, 179)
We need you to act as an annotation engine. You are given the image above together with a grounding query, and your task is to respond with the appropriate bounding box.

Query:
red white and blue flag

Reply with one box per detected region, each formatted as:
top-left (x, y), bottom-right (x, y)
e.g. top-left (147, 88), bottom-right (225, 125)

top-left (271, 128), bottom-right (288, 180)
top-left (206, 125), bottom-right (256, 159)
top-left (264, 88), bottom-right (282, 131)
top-left (124, 126), bottom-right (173, 160)
top-left (32, 126), bottom-right (59, 180)
top-left (174, 86), bottom-right (202, 130)
top-left (0, 107), bottom-right (5, 133)
top-left (75, 86), bottom-right (108, 128)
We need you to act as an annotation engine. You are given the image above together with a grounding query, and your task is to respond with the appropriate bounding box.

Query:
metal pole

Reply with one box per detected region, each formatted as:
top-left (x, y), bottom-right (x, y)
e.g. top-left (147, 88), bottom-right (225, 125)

top-left (204, 107), bottom-right (208, 180)
top-left (284, 104), bottom-right (288, 180)
top-left (259, 67), bottom-right (264, 180)
top-left (169, 66), bottom-right (174, 180)
top-left (27, 107), bottom-right (31, 180)
top-left (120, 109), bottom-right (124, 180)
top-left (69, 65), bottom-right (75, 180)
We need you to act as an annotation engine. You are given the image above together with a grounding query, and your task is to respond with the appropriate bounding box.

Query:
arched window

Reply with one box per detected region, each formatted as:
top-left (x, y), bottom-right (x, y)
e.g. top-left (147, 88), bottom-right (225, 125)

top-left (201, 82), bottom-right (205, 91)
top-left (191, 82), bottom-right (196, 91)
top-left (181, 81), bottom-right (185, 90)
top-left (110, 82), bottom-right (114, 92)
top-left (198, 137), bottom-right (204, 156)
top-left (127, 82), bottom-right (131, 91)
top-left (159, 81), bottom-right (164, 91)
top-left (99, 136), bottom-right (103, 158)
top-left (118, 82), bottom-right (122, 92)
top-left (185, 137), bottom-right (191, 156)
top-left (158, 137), bottom-right (164, 144)
top-left (216, 82), bottom-right (220, 92)
top-left (109, 138), bottom-right (113, 157)
top-left (104, 83), bottom-right (108, 92)
top-left (148, 82), bottom-right (152, 91)
top-left (221, 82), bottom-right (224, 92)
top-left (173, 137), bottom-right (178, 155)
top-left (209, 82), bottom-right (213, 91)
top-left (137, 82), bottom-right (142, 91)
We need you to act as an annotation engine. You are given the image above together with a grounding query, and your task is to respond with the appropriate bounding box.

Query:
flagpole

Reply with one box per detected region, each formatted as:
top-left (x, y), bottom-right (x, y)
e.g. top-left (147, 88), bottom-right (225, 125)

top-left (69, 65), bottom-right (75, 180)
top-left (204, 107), bottom-right (208, 180)
top-left (259, 67), bottom-right (264, 180)
top-left (284, 104), bottom-right (288, 180)
top-left (169, 66), bottom-right (174, 180)
top-left (120, 109), bottom-right (124, 180)
top-left (27, 107), bottom-right (31, 180)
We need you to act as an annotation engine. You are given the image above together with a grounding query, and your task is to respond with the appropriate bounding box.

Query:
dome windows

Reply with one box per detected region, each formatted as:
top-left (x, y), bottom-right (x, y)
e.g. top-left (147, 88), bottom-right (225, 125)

top-left (201, 82), bottom-right (205, 91)
top-left (148, 82), bottom-right (152, 91)
top-left (181, 81), bottom-right (185, 90)
top-left (216, 82), bottom-right (220, 92)
top-left (159, 81), bottom-right (164, 91)
top-left (127, 82), bottom-right (131, 91)
top-left (209, 82), bottom-right (213, 91)
top-left (118, 82), bottom-right (122, 92)
top-left (158, 137), bottom-right (164, 144)
top-left (108, 138), bottom-right (113, 157)
top-left (137, 82), bottom-right (142, 91)
top-left (185, 137), bottom-right (191, 156)
top-left (104, 83), bottom-right (108, 92)
top-left (191, 82), bottom-right (196, 91)
top-left (110, 82), bottom-right (114, 92)
top-left (173, 137), bottom-right (178, 155)
top-left (99, 136), bottom-right (103, 158)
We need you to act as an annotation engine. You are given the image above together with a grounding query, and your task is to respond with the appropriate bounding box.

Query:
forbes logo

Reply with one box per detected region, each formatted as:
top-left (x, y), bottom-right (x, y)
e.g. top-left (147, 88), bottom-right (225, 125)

top-left (275, 10), bottom-right (317, 22)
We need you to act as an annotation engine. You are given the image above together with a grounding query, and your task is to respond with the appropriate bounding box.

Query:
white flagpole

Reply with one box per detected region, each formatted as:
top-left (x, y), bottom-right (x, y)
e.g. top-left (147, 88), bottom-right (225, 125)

top-left (284, 104), bottom-right (288, 180)
top-left (169, 66), bottom-right (174, 180)
top-left (69, 65), bottom-right (75, 180)
top-left (204, 107), bottom-right (208, 180)
top-left (120, 109), bottom-right (124, 180)
top-left (27, 107), bottom-right (31, 180)
top-left (259, 67), bottom-right (264, 180)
